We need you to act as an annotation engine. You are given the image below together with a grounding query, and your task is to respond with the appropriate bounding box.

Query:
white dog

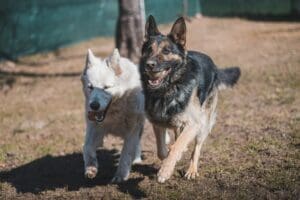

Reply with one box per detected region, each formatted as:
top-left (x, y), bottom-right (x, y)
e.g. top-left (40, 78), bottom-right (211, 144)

top-left (81, 49), bottom-right (145, 183)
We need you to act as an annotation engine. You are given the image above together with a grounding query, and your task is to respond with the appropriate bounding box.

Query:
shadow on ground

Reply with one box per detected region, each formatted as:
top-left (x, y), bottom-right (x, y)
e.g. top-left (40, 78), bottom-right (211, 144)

top-left (0, 149), bottom-right (156, 199)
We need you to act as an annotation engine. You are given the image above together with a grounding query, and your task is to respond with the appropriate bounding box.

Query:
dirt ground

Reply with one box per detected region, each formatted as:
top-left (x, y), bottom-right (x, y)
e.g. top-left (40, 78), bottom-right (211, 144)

top-left (0, 17), bottom-right (299, 199)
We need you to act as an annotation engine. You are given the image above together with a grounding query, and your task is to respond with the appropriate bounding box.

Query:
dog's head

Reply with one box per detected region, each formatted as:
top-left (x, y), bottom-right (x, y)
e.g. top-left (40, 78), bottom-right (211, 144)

top-left (140, 15), bottom-right (187, 91)
top-left (81, 49), bottom-right (122, 123)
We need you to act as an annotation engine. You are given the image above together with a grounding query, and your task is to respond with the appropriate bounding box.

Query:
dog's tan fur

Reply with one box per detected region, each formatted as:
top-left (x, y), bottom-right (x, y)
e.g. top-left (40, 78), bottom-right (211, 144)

top-left (140, 16), bottom-right (240, 183)
top-left (149, 39), bottom-right (182, 62)
top-left (153, 88), bottom-right (218, 182)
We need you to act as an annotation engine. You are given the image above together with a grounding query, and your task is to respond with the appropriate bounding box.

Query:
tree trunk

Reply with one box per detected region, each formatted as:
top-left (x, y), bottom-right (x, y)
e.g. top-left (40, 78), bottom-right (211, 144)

top-left (116, 0), bottom-right (144, 64)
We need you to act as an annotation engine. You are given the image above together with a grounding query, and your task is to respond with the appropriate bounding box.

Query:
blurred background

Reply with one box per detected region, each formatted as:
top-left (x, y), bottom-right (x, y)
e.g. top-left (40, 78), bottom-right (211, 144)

top-left (0, 0), bottom-right (299, 60)
top-left (0, 1), bottom-right (299, 199)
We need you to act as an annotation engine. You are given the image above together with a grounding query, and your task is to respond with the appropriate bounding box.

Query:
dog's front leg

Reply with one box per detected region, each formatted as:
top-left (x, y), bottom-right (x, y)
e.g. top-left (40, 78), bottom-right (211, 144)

top-left (111, 130), bottom-right (140, 183)
top-left (132, 125), bottom-right (143, 164)
top-left (83, 123), bottom-right (104, 179)
top-left (153, 125), bottom-right (169, 160)
top-left (157, 125), bottom-right (198, 183)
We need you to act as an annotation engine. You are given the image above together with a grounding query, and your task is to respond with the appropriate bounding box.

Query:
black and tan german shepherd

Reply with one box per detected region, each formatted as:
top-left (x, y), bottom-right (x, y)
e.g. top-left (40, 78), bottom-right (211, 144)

top-left (139, 15), bottom-right (241, 183)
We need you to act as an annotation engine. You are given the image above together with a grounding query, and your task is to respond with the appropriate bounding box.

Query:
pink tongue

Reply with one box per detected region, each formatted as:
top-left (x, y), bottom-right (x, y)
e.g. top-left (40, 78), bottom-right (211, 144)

top-left (149, 79), bottom-right (160, 85)
top-left (153, 80), bottom-right (159, 84)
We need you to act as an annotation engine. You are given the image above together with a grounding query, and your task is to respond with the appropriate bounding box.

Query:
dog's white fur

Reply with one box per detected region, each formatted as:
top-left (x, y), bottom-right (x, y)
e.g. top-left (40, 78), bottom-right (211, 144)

top-left (81, 49), bottom-right (144, 183)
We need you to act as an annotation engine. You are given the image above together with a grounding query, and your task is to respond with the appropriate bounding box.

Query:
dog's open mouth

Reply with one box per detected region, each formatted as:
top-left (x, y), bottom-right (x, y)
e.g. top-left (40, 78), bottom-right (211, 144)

top-left (147, 68), bottom-right (171, 88)
top-left (88, 111), bottom-right (105, 123)
top-left (87, 98), bottom-right (112, 123)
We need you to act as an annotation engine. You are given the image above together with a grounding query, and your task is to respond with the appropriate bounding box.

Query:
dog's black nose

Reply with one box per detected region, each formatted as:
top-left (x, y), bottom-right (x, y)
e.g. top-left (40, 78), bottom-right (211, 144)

top-left (90, 101), bottom-right (100, 110)
top-left (146, 60), bottom-right (157, 68)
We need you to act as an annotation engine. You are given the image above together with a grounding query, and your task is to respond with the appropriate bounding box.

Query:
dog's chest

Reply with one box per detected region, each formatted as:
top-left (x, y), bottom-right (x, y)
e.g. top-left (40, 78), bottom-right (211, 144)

top-left (146, 88), bottom-right (200, 129)
top-left (99, 90), bottom-right (144, 135)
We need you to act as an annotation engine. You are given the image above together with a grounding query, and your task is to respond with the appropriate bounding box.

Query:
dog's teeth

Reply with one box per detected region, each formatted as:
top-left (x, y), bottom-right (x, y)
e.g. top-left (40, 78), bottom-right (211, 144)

top-left (95, 113), bottom-right (104, 122)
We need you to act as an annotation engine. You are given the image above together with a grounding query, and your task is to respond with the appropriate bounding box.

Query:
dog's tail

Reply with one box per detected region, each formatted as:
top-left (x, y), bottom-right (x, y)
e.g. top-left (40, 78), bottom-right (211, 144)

top-left (217, 67), bottom-right (241, 90)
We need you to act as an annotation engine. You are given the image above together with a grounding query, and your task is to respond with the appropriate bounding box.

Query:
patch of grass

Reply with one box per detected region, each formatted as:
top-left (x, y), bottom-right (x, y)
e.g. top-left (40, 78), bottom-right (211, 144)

top-left (262, 87), bottom-right (296, 106)
top-left (37, 145), bottom-right (53, 156)
top-left (289, 118), bottom-right (300, 147)
top-left (0, 143), bottom-right (15, 159)
top-left (244, 135), bottom-right (283, 157)
top-left (0, 149), bottom-right (6, 163)
top-left (0, 182), bottom-right (16, 199)
top-left (263, 167), bottom-right (297, 192)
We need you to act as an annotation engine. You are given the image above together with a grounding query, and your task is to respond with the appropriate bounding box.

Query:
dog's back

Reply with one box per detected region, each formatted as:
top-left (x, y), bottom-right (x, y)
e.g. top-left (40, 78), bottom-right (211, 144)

top-left (187, 51), bottom-right (241, 105)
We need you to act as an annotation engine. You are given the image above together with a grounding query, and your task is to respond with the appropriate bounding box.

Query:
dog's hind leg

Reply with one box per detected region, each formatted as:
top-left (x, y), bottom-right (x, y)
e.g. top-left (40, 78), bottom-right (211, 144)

top-left (111, 128), bottom-right (141, 183)
top-left (153, 125), bottom-right (169, 160)
top-left (185, 93), bottom-right (218, 179)
top-left (184, 132), bottom-right (207, 179)
top-left (83, 124), bottom-right (104, 179)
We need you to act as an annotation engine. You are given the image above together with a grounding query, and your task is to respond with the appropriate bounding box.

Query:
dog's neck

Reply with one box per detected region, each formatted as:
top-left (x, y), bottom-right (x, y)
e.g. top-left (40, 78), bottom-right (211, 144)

top-left (144, 56), bottom-right (200, 125)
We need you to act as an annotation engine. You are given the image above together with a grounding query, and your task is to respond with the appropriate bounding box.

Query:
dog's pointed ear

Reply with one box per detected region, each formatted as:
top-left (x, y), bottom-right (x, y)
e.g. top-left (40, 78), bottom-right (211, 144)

top-left (169, 17), bottom-right (186, 48)
top-left (145, 15), bottom-right (160, 40)
top-left (84, 49), bottom-right (97, 74)
top-left (108, 48), bottom-right (122, 76)
top-left (86, 49), bottom-right (97, 67)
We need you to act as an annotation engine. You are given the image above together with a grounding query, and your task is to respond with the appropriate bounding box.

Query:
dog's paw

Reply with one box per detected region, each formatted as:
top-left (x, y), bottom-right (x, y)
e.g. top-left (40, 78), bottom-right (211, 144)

top-left (132, 157), bottom-right (142, 164)
top-left (157, 170), bottom-right (171, 183)
top-left (85, 166), bottom-right (98, 179)
top-left (110, 174), bottom-right (128, 183)
top-left (157, 164), bottom-right (173, 183)
top-left (184, 165), bottom-right (199, 180)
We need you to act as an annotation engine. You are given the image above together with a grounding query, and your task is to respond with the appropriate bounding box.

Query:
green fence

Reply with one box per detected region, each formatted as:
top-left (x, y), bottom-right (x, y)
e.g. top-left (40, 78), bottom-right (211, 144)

top-left (145, 0), bottom-right (201, 24)
top-left (0, 0), bottom-right (119, 59)
top-left (0, 0), bottom-right (299, 60)
top-left (0, 0), bottom-right (200, 60)
top-left (200, 0), bottom-right (298, 16)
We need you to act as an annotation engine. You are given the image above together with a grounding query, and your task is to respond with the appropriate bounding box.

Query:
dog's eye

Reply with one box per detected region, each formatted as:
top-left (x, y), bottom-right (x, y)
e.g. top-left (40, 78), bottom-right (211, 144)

top-left (103, 85), bottom-right (112, 90)
top-left (147, 45), bottom-right (152, 51)
top-left (162, 48), bottom-right (170, 55)
top-left (87, 83), bottom-right (94, 90)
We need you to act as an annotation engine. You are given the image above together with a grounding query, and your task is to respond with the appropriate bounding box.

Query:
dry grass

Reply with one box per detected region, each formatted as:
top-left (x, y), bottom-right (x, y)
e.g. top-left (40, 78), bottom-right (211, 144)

top-left (0, 17), bottom-right (299, 199)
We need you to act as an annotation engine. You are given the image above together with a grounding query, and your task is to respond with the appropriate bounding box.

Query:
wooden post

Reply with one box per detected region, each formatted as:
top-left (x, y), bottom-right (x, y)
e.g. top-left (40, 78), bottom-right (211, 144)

top-left (116, 0), bottom-right (144, 64)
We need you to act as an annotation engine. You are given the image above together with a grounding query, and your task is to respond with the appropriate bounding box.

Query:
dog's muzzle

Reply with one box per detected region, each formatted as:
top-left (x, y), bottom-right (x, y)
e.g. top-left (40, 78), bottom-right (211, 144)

top-left (146, 68), bottom-right (171, 88)
top-left (88, 100), bottom-right (111, 123)
top-left (87, 89), bottom-right (112, 123)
